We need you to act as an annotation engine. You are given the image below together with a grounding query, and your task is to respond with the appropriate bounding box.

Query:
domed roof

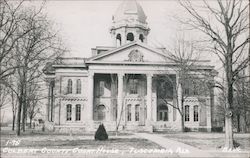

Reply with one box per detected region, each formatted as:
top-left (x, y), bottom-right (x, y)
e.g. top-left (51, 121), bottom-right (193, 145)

top-left (113, 0), bottom-right (147, 24)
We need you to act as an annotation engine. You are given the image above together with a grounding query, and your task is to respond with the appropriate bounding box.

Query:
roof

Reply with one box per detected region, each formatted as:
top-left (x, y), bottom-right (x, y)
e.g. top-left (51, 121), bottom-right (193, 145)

top-left (113, 0), bottom-right (147, 24)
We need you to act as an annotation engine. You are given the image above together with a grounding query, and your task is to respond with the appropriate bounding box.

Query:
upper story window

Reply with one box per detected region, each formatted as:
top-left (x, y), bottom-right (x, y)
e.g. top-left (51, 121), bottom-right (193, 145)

top-left (66, 104), bottom-right (72, 121)
top-left (67, 79), bottom-right (73, 94)
top-left (76, 104), bottom-right (81, 121)
top-left (127, 33), bottom-right (134, 42)
top-left (193, 82), bottom-right (198, 95)
top-left (129, 79), bottom-right (138, 94)
top-left (76, 79), bottom-right (81, 94)
top-left (194, 105), bottom-right (199, 122)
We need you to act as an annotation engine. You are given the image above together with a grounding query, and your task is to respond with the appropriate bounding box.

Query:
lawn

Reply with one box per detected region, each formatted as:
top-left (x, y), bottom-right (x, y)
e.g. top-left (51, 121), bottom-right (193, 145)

top-left (0, 129), bottom-right (162, 150)
top-left (163, 132), bottom-right (250, 151)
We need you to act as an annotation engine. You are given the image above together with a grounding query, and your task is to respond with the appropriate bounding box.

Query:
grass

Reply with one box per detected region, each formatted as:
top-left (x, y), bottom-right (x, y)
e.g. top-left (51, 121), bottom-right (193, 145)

top-left (163, 132), bottom-right (250, 151)
top-left (0, 129), bottom-right (162, 150)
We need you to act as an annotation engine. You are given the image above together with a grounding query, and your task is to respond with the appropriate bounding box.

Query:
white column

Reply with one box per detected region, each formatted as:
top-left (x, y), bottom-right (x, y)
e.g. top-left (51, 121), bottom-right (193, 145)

top-left (206, 98), bottom-right (212, 131)
top-left (87, 72), bottom-right (94, 121)
top-left (117, 73), bottom-right (124, 126)
top-left (146, 74), bottom-right (152, 121)
top-left (176, 73), bottom-right (183, 129)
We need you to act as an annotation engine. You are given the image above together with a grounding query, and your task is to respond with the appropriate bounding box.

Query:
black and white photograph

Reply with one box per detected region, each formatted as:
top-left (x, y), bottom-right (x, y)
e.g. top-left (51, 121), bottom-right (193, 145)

top-left (0, 0), bottom-right (250, 157)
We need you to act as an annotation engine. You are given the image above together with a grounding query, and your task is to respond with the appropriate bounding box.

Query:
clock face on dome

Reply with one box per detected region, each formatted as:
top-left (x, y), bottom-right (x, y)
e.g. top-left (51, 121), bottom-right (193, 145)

top-left (128, 49), bottom-right (144, 62)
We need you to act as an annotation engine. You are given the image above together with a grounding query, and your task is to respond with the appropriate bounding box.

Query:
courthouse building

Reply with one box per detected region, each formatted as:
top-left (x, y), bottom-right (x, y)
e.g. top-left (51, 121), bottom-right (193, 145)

top-left (43, 0), bottom-right (216, 133)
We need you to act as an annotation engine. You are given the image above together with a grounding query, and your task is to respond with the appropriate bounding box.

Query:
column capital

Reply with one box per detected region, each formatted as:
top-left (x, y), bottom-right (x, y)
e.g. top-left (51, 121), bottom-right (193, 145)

top-left (146, 74), bottom-right (153, 78)
top-left (118, 72), bottom-right (125, 78)
top-left (88, 72), bottom-right (95, 77)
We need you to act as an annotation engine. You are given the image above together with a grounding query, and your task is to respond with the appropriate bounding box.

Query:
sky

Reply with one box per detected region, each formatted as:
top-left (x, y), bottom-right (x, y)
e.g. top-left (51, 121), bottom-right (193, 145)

top-left (42, 0), bottom-right (199, 58)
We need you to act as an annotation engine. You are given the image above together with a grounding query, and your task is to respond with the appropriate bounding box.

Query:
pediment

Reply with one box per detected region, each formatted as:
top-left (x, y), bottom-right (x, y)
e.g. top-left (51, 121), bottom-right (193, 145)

top-left (87, 42), bottom-right (170, 64)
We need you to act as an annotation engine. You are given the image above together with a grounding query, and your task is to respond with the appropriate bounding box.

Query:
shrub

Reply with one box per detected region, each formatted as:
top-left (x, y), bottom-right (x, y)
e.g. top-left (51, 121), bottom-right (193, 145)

top-left (184, 127), bottom-right (191, 132)
top-left (95, 124), bottom-right (108, 141)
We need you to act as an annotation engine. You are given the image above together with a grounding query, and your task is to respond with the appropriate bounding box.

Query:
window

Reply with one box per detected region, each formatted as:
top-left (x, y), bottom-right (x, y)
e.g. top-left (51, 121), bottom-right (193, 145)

top-left (99, 81), bottom-right (105, 96)
top-left (193, 82), bottom-right (198, 95)
top-left (129, 79), bottom-right (138, 94)
top-left (135, 104), bottom-right (140, 121)
top-left (116, 34), bottom-right (121, 46)
top-left (76, 79), bottom-right (81, 94)
top-left (66, 104), bottom-right (72, 121)
top-left (67, 79), bottom-right (72, 94)
top-left (194, 105), bottom-right (199, 122)
top-left (158, 105), bottom-right (168, 121)
top-left (97, 105), bottom-right (106, 121)
top-left (127, 33), bottom-right (134, 41)
top-left (184, 88), bottom-right (189, 96)
top-left (127, 104), bottom-right (132, 121)
top-left (76, 104), bottom-right (81, 121)
top-left (139, 34), bottom-right (144, 42)
top-left (185, 105), bottom-right (190, 121)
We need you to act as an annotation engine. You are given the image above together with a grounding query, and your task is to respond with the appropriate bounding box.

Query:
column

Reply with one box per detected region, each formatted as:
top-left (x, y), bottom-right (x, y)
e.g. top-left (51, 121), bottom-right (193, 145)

top-left (87, 72), bottom-right (94, 121)
top-left (117, 73), bottom-right (124, 126)
top-left (46, 80), bottom-right (51, 122)
top-left (206, 98), bottom-right (212, 131)
top-left (146, 74), bottom-right (152, 121)
top-left (176, 73), bottom-right (183, 130)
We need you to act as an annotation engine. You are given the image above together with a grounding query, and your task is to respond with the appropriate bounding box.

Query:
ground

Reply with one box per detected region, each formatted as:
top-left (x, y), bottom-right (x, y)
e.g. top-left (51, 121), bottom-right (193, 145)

top-left (163, 132), bottom-right (250, 151)
top-left (1, 127), bottom-right (250, 157)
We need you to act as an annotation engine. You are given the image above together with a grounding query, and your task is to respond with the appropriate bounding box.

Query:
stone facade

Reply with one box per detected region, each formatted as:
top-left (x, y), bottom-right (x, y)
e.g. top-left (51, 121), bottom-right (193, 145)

top-left (43, 0), bottom-right (216, 133)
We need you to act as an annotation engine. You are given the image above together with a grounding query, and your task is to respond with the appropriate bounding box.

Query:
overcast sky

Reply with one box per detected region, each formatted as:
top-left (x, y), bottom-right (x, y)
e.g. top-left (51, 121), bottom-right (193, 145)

top-left (42, 0), bottom-right (198, 58)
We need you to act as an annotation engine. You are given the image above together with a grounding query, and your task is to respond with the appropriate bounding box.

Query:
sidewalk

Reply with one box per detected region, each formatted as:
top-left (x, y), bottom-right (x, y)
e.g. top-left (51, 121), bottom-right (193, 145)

top-left (135, 133), bottom-right (214, 157)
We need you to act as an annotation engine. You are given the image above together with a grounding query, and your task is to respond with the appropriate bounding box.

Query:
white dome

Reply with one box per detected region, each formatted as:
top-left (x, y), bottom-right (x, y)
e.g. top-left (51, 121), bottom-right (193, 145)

top-left (113, 0), bottom-right (147, 24)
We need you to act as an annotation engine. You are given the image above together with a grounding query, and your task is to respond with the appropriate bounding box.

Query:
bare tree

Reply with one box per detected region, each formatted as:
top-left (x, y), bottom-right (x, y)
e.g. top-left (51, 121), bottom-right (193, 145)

top-left (0, 0), bottom-right (33, 81)
top-left (159, 38), bottom-right (214, 132)
top-left (179, 0), bottom-right (249, 149)
top-left (0, 1), bottom-right (65, 136)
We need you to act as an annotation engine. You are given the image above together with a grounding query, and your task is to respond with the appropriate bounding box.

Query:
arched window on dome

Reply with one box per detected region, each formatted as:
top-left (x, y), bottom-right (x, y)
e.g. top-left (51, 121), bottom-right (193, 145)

top-left (127, 33), bottom-right (134, 42)
top-left (116, 34), bottom-right (121, 46)
top-left (139, 34), bottom-right (144, 42)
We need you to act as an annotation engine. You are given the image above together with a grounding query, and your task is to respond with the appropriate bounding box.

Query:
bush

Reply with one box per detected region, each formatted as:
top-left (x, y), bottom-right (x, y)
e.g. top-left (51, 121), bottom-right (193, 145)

top-left (184, 127), bottom-right (191, 132)
top-left (212, 127), bottom-right (223, 132)
top-left (94, 124), bottom-right (108, 141)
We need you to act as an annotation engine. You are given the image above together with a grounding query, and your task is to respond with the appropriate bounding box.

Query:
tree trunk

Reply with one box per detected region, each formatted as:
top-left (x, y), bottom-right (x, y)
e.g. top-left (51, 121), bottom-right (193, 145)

top-left (225, 114), bottom-right (234, 149)
top-left (237, 114), bottom-right (240, 133)
top-left (22, 83), bottom-right (27, 132)
top-left (181, 115), bottom-right (185, 132)
top-left (12, 114), bottom-right (15, 131)
top-left (16, 96), bottom-right (22, 136)
top-left (30, 116), bottom-right (32, 128)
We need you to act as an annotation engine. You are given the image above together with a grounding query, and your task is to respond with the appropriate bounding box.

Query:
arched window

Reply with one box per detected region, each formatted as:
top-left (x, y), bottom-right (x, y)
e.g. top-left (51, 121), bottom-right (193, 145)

top-left (127, 104), bottom-right (132, 121)
top-left (116, 34), bottom-right (121, 46)
top-left (66, 104), bottom-right (72, 121)
top-left (127, 33), bottom-right (134, 42)
top-left (135, 104), bottom-right (140, 121)
top-left (139, 34), bottom-right (144, 42)
top-left (75, 104), bottom-right (81, 121)
top-left (185, 105), bottom-right (190, 121)
top-left (194, 105), bottom-right (199, 122)
top-left (76, 79), bottom-right (81, 94)
top-left (158, 104), bottom-right (168, 121)
top-left (67, 79), bottom-right (72, 94)
top-left (97, 105), bottom-right (106, 121)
